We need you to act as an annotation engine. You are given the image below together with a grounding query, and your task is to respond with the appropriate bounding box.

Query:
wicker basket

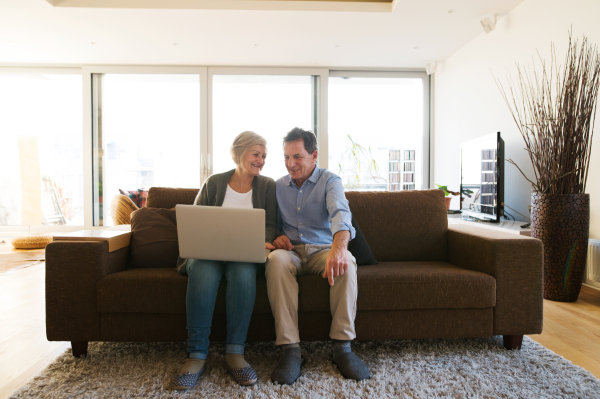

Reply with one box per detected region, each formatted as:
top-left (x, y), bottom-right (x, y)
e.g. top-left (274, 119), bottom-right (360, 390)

top-left (11, 234), bottom-right (53, 249)
top-left (111, 194), bottom-right (139, 225)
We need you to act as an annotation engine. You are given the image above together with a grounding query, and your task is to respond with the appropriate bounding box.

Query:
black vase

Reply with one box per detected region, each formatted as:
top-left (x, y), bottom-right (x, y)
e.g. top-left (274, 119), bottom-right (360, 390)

top-left (531, 193), bottom-right (590, 302)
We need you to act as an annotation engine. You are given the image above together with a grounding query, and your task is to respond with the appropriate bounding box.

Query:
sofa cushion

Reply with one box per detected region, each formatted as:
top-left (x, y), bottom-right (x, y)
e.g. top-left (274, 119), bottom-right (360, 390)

top-left (129, 207), bottom-right (179, 269)
top-left (97, 267), bottom-right (274, 315)
top-left (98, 268), bottom-right (187, 314)
top-left (97, 262), bottom-right (495, 315)
top-left (348, 216), bottom-right (378, 266)
top-left (345, 190), bottom-right (448, 262)
top-left (298, 261), bottom-right (495, 312)
top-left (146, 187), bottom-right (199, 209)
top-left (356, 262), bottom-right (496, 311)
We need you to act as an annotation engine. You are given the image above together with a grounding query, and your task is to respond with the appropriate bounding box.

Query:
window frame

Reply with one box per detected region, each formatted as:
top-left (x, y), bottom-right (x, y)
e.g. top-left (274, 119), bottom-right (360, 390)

top-left (0, 66), bottom-right (86, 233)
top-left (207, 67), bottom-right (330, 171)
top-left (328, 70), bottom-right (430, 190)
top-left (0, 66), bottom-right (429, 233)
top-left (83, 66), bottom-right (208, 226)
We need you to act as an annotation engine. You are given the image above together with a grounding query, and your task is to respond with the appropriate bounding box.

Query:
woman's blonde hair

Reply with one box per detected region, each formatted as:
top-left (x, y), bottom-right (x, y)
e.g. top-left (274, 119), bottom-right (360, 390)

top-left (230, 131), bottom-right (267, 166)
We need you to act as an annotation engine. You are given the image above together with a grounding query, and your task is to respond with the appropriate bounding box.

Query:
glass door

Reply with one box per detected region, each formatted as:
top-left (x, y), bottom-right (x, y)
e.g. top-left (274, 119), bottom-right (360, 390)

top-left (0, 72), bottom-right (84, 228)
top-left (208, 68), bottom-right (327, 182)
top-left (328, 72), bottom-right (429, 191)
top-left (91, 71), bottom-right (205, 226)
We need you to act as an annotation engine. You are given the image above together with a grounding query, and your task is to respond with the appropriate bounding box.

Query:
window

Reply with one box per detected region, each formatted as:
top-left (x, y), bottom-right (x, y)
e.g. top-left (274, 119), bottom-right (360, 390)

top-left (0, 73), bottom-right (83, 226)
top-left (211, 74), bottom-right (315, 181)
top-left (0, 67), bottom-right (429, 233)
top-left (92, 74), bottom-right (201, 225)
top-left (328, 74), bottom-right (428, 191)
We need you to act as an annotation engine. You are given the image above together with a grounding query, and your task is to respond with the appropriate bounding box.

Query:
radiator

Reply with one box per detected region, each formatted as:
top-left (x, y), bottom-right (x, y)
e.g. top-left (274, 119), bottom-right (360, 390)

top-left (585, 239), bottom-right (600, 289)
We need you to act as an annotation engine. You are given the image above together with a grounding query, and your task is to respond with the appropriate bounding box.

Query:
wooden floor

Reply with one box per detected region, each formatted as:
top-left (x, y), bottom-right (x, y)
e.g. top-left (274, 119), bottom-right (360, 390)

top-left (0, 259), bottom-right (69, 399)
top-left (529, 285), bottom-right (600, 377)
top-left (1, 243), bottom-right (599, 398)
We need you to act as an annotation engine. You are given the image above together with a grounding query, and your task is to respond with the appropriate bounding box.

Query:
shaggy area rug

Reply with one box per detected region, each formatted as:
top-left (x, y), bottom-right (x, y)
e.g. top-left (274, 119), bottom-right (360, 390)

top-left (10, 337), bottom-right (600, 398)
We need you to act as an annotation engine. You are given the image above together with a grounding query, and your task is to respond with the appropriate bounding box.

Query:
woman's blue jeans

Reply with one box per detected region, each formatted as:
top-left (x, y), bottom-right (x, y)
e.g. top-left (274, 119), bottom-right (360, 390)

top-left (185, 258), bottom-right (257, 360)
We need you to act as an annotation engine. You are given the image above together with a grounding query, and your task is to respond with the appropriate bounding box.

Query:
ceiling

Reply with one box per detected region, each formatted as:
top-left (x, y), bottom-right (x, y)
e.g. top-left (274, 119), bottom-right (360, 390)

top-left (0, 0), bottom-right (526, 68)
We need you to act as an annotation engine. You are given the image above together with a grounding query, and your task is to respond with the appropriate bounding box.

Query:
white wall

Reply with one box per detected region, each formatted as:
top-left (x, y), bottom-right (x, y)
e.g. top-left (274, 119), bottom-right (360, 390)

top-left (433, 0), bottom-right (600, 239)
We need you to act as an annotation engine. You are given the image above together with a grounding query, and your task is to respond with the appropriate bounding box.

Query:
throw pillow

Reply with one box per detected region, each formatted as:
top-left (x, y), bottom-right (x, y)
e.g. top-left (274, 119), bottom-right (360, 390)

top-left (129, 207), bottom-right (179, 269)
top-left (137, 189), bottom-right (148, 208)
top-left (348, 216), bottom-right (378, 266)
top-left (119, 188), bottom-right (149, 208)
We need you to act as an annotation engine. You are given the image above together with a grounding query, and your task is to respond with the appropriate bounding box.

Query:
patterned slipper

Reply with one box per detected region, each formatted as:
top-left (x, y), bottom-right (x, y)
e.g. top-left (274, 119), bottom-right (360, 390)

top-left (171, 366), bottom-right (206, 390)
top-left (226, 364), bottom-right (258, 386)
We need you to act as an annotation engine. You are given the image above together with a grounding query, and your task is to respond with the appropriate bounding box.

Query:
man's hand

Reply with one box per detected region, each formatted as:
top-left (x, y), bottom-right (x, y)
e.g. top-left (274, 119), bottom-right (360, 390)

top-left (322, 231), bottom-right (351, 286)
top-left (322, 247), bottom-right (349, 286)
top-left (273, 235), bottom-right (293, 251)
top-left (265, 242), bottom-right (276, 250)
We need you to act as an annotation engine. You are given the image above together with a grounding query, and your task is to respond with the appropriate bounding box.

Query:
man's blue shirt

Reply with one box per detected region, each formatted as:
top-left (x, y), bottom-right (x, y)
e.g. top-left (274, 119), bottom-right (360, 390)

top-left (276, 165), bottom-right (356, 245)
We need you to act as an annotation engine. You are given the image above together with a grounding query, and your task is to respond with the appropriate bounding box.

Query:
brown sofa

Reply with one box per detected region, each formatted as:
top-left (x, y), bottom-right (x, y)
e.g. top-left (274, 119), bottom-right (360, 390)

top-left (46, 188), bottom-right (543, 357)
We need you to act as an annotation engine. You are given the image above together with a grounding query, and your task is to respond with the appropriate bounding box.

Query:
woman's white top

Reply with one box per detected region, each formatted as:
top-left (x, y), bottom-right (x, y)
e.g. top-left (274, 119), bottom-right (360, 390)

top-left (221, 185), bottom-right (253, 209)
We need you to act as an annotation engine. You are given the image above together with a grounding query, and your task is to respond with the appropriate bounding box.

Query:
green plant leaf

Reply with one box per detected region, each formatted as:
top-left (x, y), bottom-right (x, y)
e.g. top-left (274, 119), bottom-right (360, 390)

top-left (436, 184), bottom-right (450, 196)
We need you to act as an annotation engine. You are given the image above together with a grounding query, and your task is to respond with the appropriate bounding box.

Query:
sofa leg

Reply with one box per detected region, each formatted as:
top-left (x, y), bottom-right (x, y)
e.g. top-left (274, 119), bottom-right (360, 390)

top-left (71, 341), bottom-right (88, 358)
top-left (503, 335), bottom-right (523, 350)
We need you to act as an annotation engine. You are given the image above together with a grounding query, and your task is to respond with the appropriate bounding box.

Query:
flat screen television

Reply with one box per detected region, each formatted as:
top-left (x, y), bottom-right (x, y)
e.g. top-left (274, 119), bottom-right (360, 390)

top-left (460, 132), bottom-right (504, 223)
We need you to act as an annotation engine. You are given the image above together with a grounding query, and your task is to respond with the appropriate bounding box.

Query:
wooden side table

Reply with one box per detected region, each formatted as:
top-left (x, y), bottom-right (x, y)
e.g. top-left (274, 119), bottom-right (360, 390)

top-left (53, 229), bottom-right (131, 252)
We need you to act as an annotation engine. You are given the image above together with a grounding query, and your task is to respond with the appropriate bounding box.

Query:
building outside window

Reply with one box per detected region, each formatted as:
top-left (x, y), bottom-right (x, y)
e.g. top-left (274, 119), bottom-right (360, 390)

top-left (328, 75), bottom-right (426, 191)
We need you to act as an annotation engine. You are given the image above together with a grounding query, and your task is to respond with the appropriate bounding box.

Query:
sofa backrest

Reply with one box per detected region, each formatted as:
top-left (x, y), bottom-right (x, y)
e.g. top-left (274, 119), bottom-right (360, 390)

top-left (145, 186), bottom-right (448, 263)
top-left (146, 187), bottom-right (199, 209)
top-left (345, 189), bottom-right (448, 262)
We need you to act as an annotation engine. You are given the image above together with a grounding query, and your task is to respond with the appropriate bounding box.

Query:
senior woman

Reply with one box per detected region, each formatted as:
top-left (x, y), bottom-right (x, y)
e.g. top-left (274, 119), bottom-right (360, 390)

top-left (172, 131), bottom-right (276, 390)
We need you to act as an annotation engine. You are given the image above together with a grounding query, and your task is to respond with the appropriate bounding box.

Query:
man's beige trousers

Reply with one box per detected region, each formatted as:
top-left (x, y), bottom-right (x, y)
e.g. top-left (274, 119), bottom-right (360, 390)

top-left (265, 244), bottom-right (358, 345)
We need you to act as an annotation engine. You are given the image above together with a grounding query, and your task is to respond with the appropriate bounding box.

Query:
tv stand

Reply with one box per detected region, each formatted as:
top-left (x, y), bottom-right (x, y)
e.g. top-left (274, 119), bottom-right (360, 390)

top-left (448, 214), bottom-right (531, 236)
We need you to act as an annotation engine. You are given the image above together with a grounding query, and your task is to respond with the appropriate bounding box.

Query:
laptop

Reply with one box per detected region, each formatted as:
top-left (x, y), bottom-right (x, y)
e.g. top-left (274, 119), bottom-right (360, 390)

top-left (176, 205), bottom-right (270, 263)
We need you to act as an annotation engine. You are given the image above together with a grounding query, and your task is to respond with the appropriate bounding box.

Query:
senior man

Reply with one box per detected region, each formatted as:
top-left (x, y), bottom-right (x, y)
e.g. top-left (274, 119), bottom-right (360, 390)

top-left (265, 127), bottom-right (370, 385)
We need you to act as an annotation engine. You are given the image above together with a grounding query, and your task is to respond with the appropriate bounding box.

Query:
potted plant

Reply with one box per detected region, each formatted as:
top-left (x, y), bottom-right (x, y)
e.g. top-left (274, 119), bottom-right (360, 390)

top-left (496, 32), bottom-right (600, 302)
top-left (436, 185), bottom-right (459, 210)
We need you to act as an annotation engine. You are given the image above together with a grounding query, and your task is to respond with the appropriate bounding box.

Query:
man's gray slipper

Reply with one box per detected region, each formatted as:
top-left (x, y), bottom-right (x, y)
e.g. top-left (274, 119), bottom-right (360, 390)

top-left (271, 347), bottom-right (303, 385)
top-left (332, 351), bottom-right (370, 381)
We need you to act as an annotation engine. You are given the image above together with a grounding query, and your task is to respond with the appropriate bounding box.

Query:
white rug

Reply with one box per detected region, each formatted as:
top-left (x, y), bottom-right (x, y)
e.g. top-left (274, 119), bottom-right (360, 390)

top-left (10, 337), bottom-right (600, 398)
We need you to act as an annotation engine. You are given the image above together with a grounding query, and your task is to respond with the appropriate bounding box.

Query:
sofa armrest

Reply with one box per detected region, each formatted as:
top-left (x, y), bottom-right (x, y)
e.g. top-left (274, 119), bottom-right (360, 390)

top-left (45, 241), bottom-right (129, 342)
top-left (447, 224), bottom-right (543, 336)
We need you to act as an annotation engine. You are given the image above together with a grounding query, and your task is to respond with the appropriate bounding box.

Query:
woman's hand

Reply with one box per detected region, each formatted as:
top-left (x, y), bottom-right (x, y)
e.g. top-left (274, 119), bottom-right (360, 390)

top-left (265, 242), bottom-right (276, 250)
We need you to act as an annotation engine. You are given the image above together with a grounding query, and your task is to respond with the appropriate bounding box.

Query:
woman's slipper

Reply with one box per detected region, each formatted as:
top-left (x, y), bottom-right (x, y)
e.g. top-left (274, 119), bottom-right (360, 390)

top-left (226, 363), bottom-right (258, 386)
top-left (171, 366), bottom-right (206, 390)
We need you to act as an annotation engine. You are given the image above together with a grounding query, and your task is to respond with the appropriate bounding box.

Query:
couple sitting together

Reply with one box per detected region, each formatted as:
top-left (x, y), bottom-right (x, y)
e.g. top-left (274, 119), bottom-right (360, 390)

top-left (172, 127), bottom-right (370, 390)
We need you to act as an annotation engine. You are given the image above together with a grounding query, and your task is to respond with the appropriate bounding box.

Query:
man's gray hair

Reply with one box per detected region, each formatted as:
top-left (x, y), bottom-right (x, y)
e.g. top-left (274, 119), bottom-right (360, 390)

top-left (283, 127), bottom-right (318, 154)
top-left (230, 131), bottom-right (267, 166)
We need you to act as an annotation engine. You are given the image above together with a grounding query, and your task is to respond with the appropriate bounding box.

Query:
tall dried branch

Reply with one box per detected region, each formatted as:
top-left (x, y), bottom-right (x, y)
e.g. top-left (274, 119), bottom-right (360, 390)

top-left (494, 31), bottom-right (600, 194)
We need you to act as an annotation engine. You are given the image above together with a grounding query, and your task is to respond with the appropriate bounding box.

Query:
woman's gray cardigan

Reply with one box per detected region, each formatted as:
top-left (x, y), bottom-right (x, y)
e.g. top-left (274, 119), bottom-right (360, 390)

top-left (175, 169), bottom-right (277, 274)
